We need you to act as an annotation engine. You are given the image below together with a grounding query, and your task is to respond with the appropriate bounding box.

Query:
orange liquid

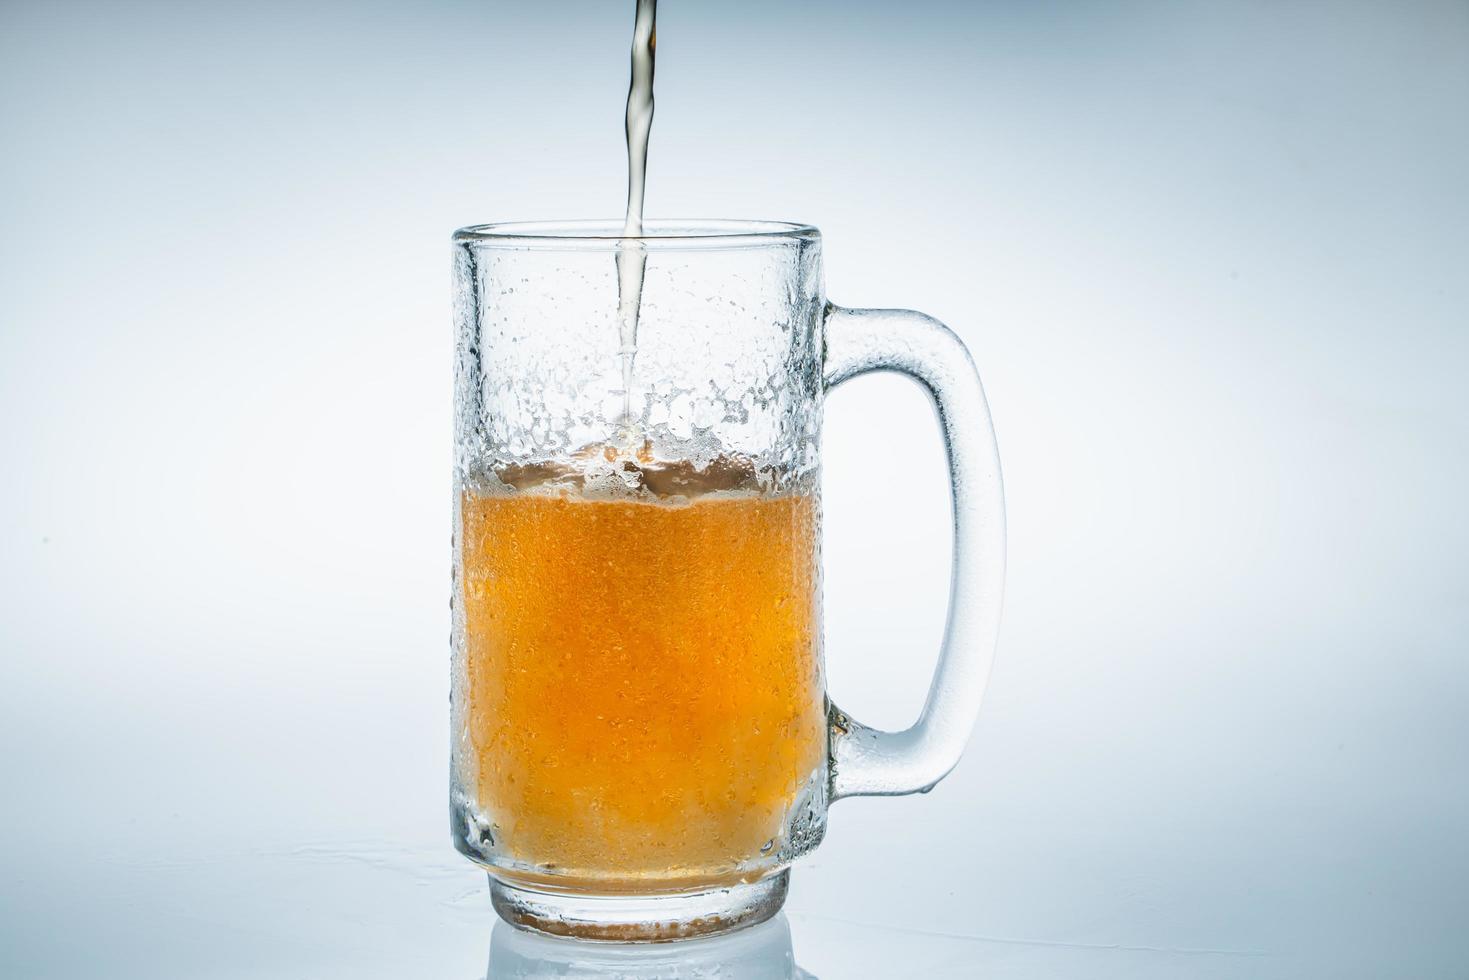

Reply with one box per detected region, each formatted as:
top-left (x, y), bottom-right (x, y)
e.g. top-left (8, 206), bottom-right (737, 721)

top-left (458, 489), bottom-right (825, 888)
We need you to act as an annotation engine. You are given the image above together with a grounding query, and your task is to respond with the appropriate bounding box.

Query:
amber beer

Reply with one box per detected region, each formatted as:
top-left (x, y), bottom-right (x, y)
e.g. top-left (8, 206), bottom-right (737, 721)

top-left (457, 468), bottom-right (827, 888)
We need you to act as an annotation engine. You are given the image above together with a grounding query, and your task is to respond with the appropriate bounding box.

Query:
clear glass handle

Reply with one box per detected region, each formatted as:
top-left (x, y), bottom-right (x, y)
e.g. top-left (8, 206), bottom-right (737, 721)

top-left (822, 304), bottom-right (1007, 799)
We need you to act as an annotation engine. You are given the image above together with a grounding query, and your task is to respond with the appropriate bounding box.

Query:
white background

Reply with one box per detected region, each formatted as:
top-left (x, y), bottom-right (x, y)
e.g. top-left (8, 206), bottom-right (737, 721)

top-left (2, 1), bottom-right (1466, 976)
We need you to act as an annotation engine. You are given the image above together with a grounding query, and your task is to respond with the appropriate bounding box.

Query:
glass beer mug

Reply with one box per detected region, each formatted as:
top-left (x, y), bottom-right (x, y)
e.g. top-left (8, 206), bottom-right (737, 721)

top-left (451, 220), bottom-right (1005, 941)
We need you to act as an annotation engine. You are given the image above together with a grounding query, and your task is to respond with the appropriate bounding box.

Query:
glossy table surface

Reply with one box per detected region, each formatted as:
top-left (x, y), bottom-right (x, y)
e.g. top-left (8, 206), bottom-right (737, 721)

top-left (7, 777), bottom-right (1462, 980)
top-left (2, 831), bottom-right (1336, 979)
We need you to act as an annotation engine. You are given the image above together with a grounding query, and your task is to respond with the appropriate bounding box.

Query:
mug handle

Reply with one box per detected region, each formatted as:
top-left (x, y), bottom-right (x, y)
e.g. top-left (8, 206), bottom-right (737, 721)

top-left (822, 304), bottom-right (1007, 799)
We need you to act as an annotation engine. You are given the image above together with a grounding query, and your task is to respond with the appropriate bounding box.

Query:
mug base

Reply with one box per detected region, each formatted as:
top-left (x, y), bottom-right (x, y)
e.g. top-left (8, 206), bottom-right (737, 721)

top-left (488, 869), bottom-right (789, 943)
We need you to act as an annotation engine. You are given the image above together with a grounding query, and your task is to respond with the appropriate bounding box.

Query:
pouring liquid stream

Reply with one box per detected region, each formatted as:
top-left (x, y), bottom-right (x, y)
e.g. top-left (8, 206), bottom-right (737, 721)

top-left (615, 0), bottom-right (656, 446)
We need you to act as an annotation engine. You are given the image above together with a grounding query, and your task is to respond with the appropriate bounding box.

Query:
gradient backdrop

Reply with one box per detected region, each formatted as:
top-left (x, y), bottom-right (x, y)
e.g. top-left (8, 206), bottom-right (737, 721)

top-left (2, 1), bottom-right (1467, 977)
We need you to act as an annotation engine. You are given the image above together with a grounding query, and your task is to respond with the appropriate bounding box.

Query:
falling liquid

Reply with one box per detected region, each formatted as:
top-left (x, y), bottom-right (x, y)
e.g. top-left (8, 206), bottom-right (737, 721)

top-left (615, 0), bottom-right (656, 436)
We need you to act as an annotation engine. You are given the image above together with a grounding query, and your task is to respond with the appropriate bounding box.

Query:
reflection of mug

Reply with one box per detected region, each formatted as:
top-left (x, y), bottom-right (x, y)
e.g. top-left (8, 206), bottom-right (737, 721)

top-left (487, 914), bottom-right (814, 979)
top-left (451, 221), bottom-right (1006, 940)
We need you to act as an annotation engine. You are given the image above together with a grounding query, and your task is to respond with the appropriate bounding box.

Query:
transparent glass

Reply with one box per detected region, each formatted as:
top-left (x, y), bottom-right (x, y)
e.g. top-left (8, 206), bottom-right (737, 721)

top-left (451, 220), bottom-right (1005, 941)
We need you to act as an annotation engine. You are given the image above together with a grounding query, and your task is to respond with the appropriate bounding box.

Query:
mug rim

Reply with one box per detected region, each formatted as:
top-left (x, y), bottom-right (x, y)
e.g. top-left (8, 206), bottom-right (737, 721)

top-left (453, 219), bottom-right (820, 250)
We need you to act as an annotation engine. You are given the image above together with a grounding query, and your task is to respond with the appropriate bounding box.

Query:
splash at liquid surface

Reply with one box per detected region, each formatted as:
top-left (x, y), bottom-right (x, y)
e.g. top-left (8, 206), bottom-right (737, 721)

top-left (495, 440), bottom-right (762, 500)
